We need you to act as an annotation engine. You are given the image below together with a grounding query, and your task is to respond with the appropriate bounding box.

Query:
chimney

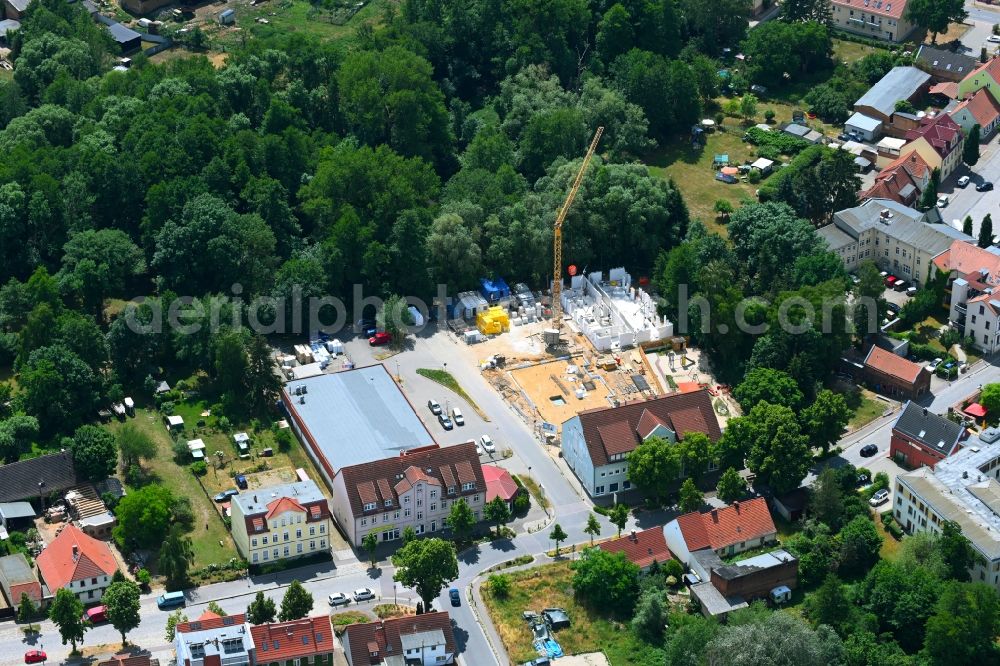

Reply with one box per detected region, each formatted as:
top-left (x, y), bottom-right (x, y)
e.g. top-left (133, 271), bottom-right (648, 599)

top-left (733, 501), bottom-right (740, 513)
top-left (630, 530), bottom-right (637, 541)
top-left (711, 509), bottom-right (718, 522)
top-left (923, 407), bottom-right (928, 416)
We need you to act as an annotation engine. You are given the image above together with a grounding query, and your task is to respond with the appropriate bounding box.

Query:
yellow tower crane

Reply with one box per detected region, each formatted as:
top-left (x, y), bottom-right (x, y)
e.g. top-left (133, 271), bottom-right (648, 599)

top-left (551, 126), bottom-right (603, 333)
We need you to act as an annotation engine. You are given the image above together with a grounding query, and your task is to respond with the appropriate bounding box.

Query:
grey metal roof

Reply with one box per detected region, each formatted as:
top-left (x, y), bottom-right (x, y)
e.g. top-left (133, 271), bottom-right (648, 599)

top-left (230, 479), bottom-right (326, 515)
top-left (690, 581), bottom-right (748, 617)
top-left (5, 0), bottom-right (28, 12)
top-left (817, 224), bottom-right (855, 251)
top-left (783, 123), bottom-right (810, 137)
top-left (0, 552), bottom-right (36, 587)
top-left (0, 502), bottom-right (36, 521)
top-left (854, 66), bottom-right (931, 117)
top-left (846, 112), bottom-right (882, 132)
top-left (834, 198), bottom-right (973, 258)
top-left (916, 45), bottom-right (977, 77)
top-left (107, 22), bottom-right (140, 44)
top-left (284, 366), bottom-right (434, 471)
top-left (893, 401), bottom-right (964, 454)
top-left (0, 19), bottom-right (20, 37)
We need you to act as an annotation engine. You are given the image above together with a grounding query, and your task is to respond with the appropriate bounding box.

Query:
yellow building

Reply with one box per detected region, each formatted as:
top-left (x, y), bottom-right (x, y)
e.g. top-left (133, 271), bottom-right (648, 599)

top-left (230, 480), bottom-right (333, 565)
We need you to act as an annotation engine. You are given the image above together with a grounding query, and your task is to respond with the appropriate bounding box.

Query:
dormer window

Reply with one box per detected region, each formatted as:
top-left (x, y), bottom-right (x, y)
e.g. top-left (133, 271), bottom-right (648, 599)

top-left (448, 486), bottom-right (456, 495)
top-left (461, 482), bottom-right (475, 491)
top-left (363, 502), bottom-right (376, 511)
top-left (384, 499), bottom-right (392, 507)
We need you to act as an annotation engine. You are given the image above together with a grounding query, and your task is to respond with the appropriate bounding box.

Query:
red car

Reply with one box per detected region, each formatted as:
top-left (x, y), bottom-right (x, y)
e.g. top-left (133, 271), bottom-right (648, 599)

top-left (24, 651), bottom-right (47, 664)
top-left (884, 274), bottom-right (897, 287)
top-left (368, 332), bottom-right (392, 346)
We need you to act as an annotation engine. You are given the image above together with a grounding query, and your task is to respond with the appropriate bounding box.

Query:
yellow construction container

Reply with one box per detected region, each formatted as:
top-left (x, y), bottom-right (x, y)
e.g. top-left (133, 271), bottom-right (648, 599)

top-left (476, 306), bottom-right (510, 335)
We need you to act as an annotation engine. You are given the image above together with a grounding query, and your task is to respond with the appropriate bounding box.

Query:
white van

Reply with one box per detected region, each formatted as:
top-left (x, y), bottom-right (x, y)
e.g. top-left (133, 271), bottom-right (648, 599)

top-left (451, 407), bottom-right (464, 426)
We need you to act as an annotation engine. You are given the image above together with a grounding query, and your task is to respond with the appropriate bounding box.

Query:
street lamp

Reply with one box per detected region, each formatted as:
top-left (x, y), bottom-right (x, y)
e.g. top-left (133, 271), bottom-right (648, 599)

top-left (527, 466), bottom-right (532, 482)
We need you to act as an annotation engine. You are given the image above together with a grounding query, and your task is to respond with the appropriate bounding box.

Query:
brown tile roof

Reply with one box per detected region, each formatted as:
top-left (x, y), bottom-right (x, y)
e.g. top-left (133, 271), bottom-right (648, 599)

top-left (930, 81), bottom-right (960, 99)
top-left (337, 443), bottom-right (484, 518)
top-left (636, 409), bottom-right (669, 438)
top-left (96, 656), bottom-right (157, 666)
top-left (597, 421), bottom-right (638, 457)
top-left (35, 524), bottom-right (118, 591)
top-left (597, 527), bottom-right (671, 569)
top-left (574, 390), bottom-right (722, 468)
top-left (176, 613), bottom-right (247, 634)
top-left (357, 481), bottom-right (377, 508)
top-left (674, 498), bottom-right (776, 553)
top-left (954, 87), bottom-right (1000, 129)
top-left (250, 616), bottom-right (335, 662)
top-left (905, 113), bottom-right (963, 157)
top-left (862, 150), bottom-right (930, 204)
top-left (376, 478), bottom-right (394, 503)
top-left (343, 612), bottom-right (455, 666)
top-left (832, 0), bottom-right (908, 20)
top-left (864, 345), bottom-right (925, 384)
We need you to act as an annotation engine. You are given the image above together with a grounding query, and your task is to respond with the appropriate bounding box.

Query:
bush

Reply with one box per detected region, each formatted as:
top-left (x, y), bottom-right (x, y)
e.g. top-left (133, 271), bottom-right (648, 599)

top-left (160, 401), bottom-right (175, 415)
top-left (512, 492), bottom-right (530, 515)
top-left (275, 428), bottom-right (294, 453)
top-left (743, 126), bottom-right (810, 156)
top-left (136, 568), bottom-right (151, 586)
top-left (886, 522), bottom-right (904, 540)
top-left (881, 512), bottom-right (894, 527)
top-left (664, 559), bottom-right (685, 580)
top-left (190, 461), bottom-right (207, 476)
top-left (764, 109), bottom-right (775, 123)
top-left (747, 168), bottom-right (762, 184)
top-left (488, 574), bottom-right (510, 599)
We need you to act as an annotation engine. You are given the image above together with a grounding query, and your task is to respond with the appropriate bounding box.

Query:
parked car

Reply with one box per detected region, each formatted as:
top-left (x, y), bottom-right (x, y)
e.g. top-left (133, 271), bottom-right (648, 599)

top-left (428, 399), bottom-right (442, 415)
top-left (937, 194), bottom-right (949, 207)
top-left (869, 488), bottom-right (890, 507)
top-left (449, 588), bottom-right (461, 606)
top-left (860, 443), bottom-right (878, 457)
top-left (356, 319), bottom-right (378, 336)
top-left (929, 357), bottom-right (943, 370)
top-left (452, 407), bottom-right (464, 426)
top-left (368, 332), bottom-right (392, 346)
top-left (438, 413), bottom-right (454, 430)
top-left (884, 274), bottom-right (897, 287)
top-left (521, 659), bottom-right (550, 666)
top-left (893, 279), bottom-right (908, 292)
top-left (480, 435), bottom-right (496, 454)
top-left (328, 592), bottom-right (350, 606)
top-left (977, 181), bottom-right (994, 192)
top-left (750, 84), bottom-right (768, 96)
top-left (24, 651), bottom-right (47, 664)
top-left (957, 175), bottom-right (971, 188)
top-left (353, 588), bottom-right (376, 602)
top-left (990, 34), bottom-right (1000, 43)
top-left (213, 489), bottom-right (239, 502)
top-left (235, 474), bottom-right (248, 490)
top-left (157, 591), bottom-right (186, 609)
top-left (886, 302), bottom-right (901, 314)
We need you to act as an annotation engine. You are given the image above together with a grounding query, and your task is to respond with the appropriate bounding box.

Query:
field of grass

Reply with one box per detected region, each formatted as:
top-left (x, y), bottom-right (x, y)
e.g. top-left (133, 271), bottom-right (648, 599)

top-left (831, 38), bottom-right (890, 66)
top-left (330, 610), bottom-right (370, 631)
top-left (228, 0), bottom-right (393, 47)
top-left (849, 392), bottom-right (888, 430)
top-left (107, 409), bottom-right (235, 570)
top-left (874, 513), bottom-right (902, 561)
top-left (482, 562), bottom-right (663, 665)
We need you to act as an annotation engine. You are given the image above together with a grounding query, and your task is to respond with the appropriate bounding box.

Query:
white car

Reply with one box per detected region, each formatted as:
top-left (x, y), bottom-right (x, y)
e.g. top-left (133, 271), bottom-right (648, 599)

top-left (328, 592), bottom-right (350, 606)
top-left (937, 194), bottom-right (949, 207)
top-left (480, 435), bottom-right (496, 454)
top-left (957, 175), bottom-right (971, 188)
top-left (869, 489), bottom-right (890, 507)
top-left (353, 588), bottom-right (375, 602)
top-left (452, 407), bottom-right (465, 426)
top-left (989, 35), bottom-right (1000, 43)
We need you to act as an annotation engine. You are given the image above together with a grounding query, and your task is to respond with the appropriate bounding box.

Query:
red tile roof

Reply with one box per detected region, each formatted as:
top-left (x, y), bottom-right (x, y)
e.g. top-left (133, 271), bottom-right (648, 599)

top-left (197, 610), bottom-right (222, 621)
top-left (266, 496), bottom-right (305, 520)
top-left (952, 88), bottom-right (1000, 129)
top-left (482, 465), bottom-right (520, 503)
top-left (250, 616), bottom-right (335, 662)
top-left (861, 150), bottom-right (930, 204)
top-left (575, 390), bottom-right (722, 468)
top-left (864, 345), bottom-right (925, 384)
top-left (342, 612), bottom-right (455, 666)
top-left (905, 113), bottom-right (963, 158)
top-left (831, 0), bottom-right (908, 20)
top-left (930, 82), bottom-right (960, 99)
top-left (96, 656), bottom-right (156, 666)
top-left (35, 524), bottom-right (118, 591)
top-left (674, 498), bottom-right (776, 552)
top-left (176, 613), bottom-right (248, 634)
top-left (338, 442), bottom-right (485, 518)
top-left (933, 240), bottom-right (1000, 282)
top-left (597, 527), bottom-right (671, 569)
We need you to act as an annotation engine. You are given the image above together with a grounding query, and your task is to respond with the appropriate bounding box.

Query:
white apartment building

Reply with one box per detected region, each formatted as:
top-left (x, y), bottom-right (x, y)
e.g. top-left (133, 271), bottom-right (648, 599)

top-left (895, 429), bottom-right (1000, 591)
top-left (230, 480), bottom-right (333, 566)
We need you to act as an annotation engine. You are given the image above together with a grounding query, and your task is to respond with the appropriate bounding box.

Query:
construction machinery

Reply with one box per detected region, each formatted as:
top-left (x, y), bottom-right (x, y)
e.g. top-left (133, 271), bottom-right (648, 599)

top-left (550, 126), bottom-right (604, 341)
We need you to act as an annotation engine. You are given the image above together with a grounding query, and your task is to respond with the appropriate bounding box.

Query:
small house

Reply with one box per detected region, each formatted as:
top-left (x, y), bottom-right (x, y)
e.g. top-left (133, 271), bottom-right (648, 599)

top-left (106, 22), bottom-right (141, 54)
top-left (218, 8), bottom-right (235, 25)
top-left (479, 276), bottom-right (511, 303)
top-left (187, 439), bottom-right (206, 460)
top-left (166, 414), bottom-right (184, 431)
top-left (749, 157), bottom-right (774, 176)
top-left (233, 432), bottom-right (250, 459)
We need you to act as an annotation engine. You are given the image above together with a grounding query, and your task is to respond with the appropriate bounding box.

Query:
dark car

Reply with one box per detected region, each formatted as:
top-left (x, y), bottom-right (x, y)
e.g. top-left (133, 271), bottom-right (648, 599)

top-left (235, 474), bottom-right (248, 490)
top-left (438, 413), bottom-right (454, 430)
top-left (356, 319), bottom-right (378, 336)
top-left (886, 302), bottom-right (901, 314)
top-left (860, 443), bottom-right (879, 457)
top-left (449, 588), bottom-right (461, 606)
top-left (213, 489), bottom-right (239, 502)
top-left (977, 181), bottom-right (994, 192)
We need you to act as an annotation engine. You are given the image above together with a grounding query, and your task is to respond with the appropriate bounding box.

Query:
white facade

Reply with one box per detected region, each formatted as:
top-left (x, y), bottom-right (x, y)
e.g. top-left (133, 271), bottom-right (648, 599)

top-left (230, 482), bottom-right (333, 566)
top-left (948, 279), bottom-right (1000, 354)
top-left (67, 572), bottom-right (111, 603)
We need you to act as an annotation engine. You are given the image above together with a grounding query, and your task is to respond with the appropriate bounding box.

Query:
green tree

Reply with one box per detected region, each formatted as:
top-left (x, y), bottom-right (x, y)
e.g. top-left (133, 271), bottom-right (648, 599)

top-left (734, 367), bottom-right (804, 411)
top-left (61, 229), bottom-right (145, 313)
top-left (487, 573), bottom-right (510, 599)
top-left (609, 503), bottom-right (630, 538)
top-left (980, 213), bottom-right (994, 248)
top-left (426, 213), bottom-right (482, 292)
top-left (809, 468), bottom-right (845, 530)
top-left (665, 611), bottom-right (719, 665)
top-left (729, 402), bottom-right (812, 495)
top-left (742, 20), bottom-right (832, 87)
top-left (716, 467), bottom-right (747, 504)
top-left (627, 435), bottom-right (681, 502)
top-left (922, 581), bottom-right (1000, 664)
top-left (964, 124), bottom-right (981, 166)
top-left (49, 587), bottom-right (86, 653)
top-left (550, 523), bottom-right (568, 556)
top-left (939, 520), bottom-right (976, 581)
top-left (206, 601), bottom-right (227, 616)
top-left (484, 496), bottom-right (511, 537)
top-left (803, 85), bottom-right (849, 123)
top-left (19, 346), bottom-right (100, 437)
top-left (706, 607), bottom-right (844, 665)
top-left (597, 3), bottom-right (634, 63)
top-left (377, 294), bottom-right (415, 349)
top-left (158, 524), bottom-right (194, 591)
top-left (103, 580), bottom-right (141, 648)
top-left (116, 422), bottom-right (156, 470)
top-left (114, 485), bottom-right (174, 551)
top-left (246, 591), bottom-right (277, 625)
top-left (402, 526), bottom-right (417, 544)
top-left (839, 515), bottom-right (882, 576)
top-left (572, 548), bottom-right (640, 616)
top-left (632, 588), bottom-right (669, 642)
top-left (446, 498), bottom-right (476, 543)
top-left (781, 0), bottom-right (833, 23)
top-left (714, 199), bottom-right (735, 223)
top-left (17, 592), bottom-right (37, 625)
top-left (964, 215), bottom-right (974, 236)
top-left (165, 609), bottom-right (188, 642)
top-left (278, 581), bottom-right (313, 621)
top-left (245, 335), bottom-right (281, 416)
top-left (740, 94), bottom-right (758, 122)
top-left (70, 425), bottom-right (118, 482)
top-left (362, 532), bottom-right (379, 569)
top-left (678, 478), bottom-right (704, 513)
top-left (584, 513), bottom-right (601, 545)
top-left (392, 538), bottom-right (459, 611)
top-left (805, 573), bottom-right (851, 633)
top-left (905, 0), bottom-right (968, 43)
top-left (800, 389), bottom-right (851, 453)
top-left (858, 560), bottom-right (940, 651)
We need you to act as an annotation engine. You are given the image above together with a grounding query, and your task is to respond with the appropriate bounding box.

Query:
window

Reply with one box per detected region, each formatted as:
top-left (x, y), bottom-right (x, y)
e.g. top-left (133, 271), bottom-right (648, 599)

top-left (417, 512), bottom-right (423, 520)
top-left (405, 509), bottom-right (411, 517)
top-left (404, 495), bottom-right (411, 504)
top-left (973, 315), bottom-right (978, 324)
top-left (417, 499), bottom-right (423, 507)
top-left (252, 553), bottom-right (259, 562)
top-left (263, 550), bottom-right (269, 560)
top-left (274, 548), bottom-right (279, 558)
top-left (252, 538), bottom-right (258, 547)
top-left (284, 532), bottom-right (290, 542)
top-left (473, 495), bottom-right (480, 503)
top-left (448, 486), bottom-right (456, 494)
top-left (310, 540), bottom-right (316, 550)
top-left (623, 480), bottom-right (632, 490)
top-left (92, 578), bottom-right (97, 584)
top-left (320, 539), bottom-right (326, 548)
top-left (296, 529), bottom-right (302, 538)
top-left (363, 502), bottom-right (376, 511)
top-left (595, 485), bottom-right (605, 495)
top-left (609, 482), bottom-right (619, 492)
top-left (462, 482), bottom-right (475, 491)
top-left (284, 546), bottom-right (290, 557)
top-left (394, 511), bottom-right (400, 519)
top-left (384, 499), bottom-right (392, 507)
top-left (362, 518), bottom-right (368, 526)
top-left (430, 489), bottom-right (437, 498)
top-left (320, 524), bottom-right (325, 533)
top-left (88, 590), bottom-right (94, 599)
top-left (383, 513), bottom-right (389, 522)
top-left (430, 503), bottom-right (437, 511)
top-left (309, 526), bottom-right (315, 535)
top-left (263, 536), bottom-right (268, 545)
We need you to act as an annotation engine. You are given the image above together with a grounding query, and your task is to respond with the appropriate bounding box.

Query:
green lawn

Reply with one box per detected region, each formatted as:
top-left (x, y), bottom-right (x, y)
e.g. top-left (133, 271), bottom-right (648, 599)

top-left (848, 393), bottom-right (887, 430)
top-left (227, 0), bottom-right (393, 47)
top-left (482, 561), bottom-right (663, 665)
top-left (831, 38), bottom-right (890, 66)
top-left (107, 409), bottom-right (235, 570)
top-left (415, 368), bottom-right (486, 419)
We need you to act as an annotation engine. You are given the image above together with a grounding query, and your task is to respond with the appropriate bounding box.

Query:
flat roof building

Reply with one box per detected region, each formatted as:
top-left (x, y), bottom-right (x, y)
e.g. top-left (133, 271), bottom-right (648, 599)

top-left (283, 366), bottom-right (435, 486)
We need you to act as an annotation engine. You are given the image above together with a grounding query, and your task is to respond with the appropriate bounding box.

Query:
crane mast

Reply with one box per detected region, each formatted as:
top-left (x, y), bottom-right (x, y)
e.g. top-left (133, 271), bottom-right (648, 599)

top-left (551, 126), bottom-right (603, 332)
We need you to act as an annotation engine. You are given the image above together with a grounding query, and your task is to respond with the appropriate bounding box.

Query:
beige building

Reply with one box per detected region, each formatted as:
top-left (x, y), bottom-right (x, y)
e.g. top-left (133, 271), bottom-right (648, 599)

top-left (330, 442), bottom-right (486, 547)
top-left (230, 480), bottom-right (333, 566)
top-left (902, 113), bottom-right (965, 181)
top-left (830, 0), bottom-right (917, 43)
top-left (817, 199), bottom-right (973, 282)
